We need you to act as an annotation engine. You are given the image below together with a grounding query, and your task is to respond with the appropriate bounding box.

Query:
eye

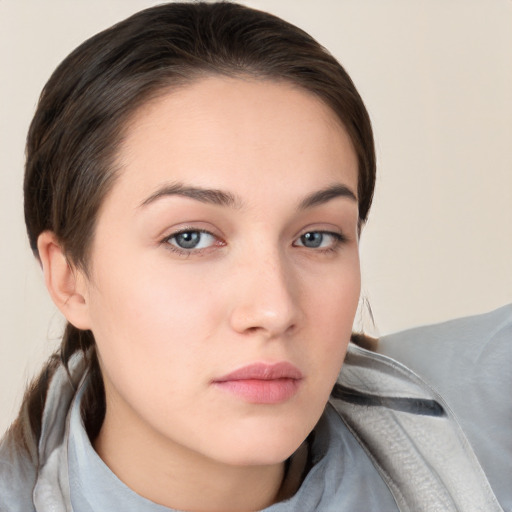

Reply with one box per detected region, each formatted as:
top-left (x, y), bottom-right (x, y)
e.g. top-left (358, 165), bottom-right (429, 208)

top-left (294, 231), bottom-right (344, 250)
top-left (165, 230), bottom-right (217, 251)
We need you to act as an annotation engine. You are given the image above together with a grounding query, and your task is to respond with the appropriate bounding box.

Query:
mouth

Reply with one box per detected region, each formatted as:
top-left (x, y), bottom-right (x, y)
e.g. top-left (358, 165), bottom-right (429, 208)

top-left (212, 362), bottom-right (304, 404)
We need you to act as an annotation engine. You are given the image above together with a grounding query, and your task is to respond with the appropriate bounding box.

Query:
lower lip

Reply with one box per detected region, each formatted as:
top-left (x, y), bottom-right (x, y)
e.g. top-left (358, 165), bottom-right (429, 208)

top-left (213, 378), bottom-right (301, 404)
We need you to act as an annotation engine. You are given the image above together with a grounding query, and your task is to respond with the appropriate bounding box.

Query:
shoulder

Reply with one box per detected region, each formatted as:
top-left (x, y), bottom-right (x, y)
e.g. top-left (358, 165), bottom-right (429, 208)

top-left (377, 304), bottom-right (512, 510)
top-left (0, 431), bottom-right (37, 512)
top-left (378, 303), bottom-right (512, 364)
top-left (0, 350), bottom-right (88, 512)
top-left (377, 304), bottom-right (512, 414)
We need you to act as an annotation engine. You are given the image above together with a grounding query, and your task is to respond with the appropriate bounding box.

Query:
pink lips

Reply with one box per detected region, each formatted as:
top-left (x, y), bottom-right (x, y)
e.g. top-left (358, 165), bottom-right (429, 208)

top-left (212, 362), bottom-right (303, 404)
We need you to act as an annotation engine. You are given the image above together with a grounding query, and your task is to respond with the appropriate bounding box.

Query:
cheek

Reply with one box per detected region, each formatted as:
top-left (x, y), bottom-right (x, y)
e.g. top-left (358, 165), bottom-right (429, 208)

top-left (86, 250), bottom-right (236, 403)
top-left (86, 265), bottom-right (212, 424)
top-left (304, 254), bottom-right (361, 328)
top-left (302, 257), bottom-right (361, 375)
top-left (88, 247), bottom-right (216, 333)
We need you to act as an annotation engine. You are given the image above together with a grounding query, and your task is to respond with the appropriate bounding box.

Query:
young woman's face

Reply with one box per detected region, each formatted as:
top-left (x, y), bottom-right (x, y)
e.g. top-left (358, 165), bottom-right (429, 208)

top-left (82, 76), bottom-right (360, 467)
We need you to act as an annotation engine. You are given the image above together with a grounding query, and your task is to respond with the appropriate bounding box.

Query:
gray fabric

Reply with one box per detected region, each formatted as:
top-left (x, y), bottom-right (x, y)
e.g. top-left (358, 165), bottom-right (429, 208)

top-left (333, 346), bottom-right (503, 511)
top-left (0, 444), bottom-right (36, 512)
top-left (378, 304), bottom-right (512, 511)
top-left (0, 353), bottom-right (84, 512)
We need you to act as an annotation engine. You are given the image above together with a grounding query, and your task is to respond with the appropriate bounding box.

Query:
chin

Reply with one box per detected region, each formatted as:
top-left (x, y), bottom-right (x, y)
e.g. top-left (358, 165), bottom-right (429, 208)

top-left (220, 442), bottom-right (302, 468)
top-left (207, 418), bottom-right (314, 467)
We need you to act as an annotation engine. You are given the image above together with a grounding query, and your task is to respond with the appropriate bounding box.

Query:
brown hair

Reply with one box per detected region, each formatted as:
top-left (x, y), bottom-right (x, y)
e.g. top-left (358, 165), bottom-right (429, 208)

top-left (13, 1), bottom-right (376, 454)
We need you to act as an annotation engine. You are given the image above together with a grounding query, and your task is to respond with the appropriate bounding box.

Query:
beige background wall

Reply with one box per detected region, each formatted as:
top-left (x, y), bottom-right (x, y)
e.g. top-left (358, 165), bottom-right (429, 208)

top-left (1, 0), bottom-right (511, 433)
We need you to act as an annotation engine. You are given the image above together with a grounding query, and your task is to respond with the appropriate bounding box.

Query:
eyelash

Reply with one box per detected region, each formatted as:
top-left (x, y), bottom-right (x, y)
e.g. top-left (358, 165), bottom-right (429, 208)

top-left (162, 228), bottom-right (223, 257)
top-left (293, 231), bottom-right (347, 253)
top-left (161, 228), bottom-right (347, 256)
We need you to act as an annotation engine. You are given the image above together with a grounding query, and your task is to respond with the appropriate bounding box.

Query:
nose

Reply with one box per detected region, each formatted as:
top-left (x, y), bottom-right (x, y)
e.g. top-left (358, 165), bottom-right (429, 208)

top-left (229, 250), bottom-right (302, 339)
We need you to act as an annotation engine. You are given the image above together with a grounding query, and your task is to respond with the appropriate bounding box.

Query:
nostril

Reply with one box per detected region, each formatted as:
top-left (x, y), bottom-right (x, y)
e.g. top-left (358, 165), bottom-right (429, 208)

top-left (228, 267), bottom-right (302, 337)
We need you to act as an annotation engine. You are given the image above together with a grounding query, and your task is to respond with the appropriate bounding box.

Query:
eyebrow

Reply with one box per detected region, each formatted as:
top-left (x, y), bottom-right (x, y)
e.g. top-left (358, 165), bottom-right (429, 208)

top-left (139, 181), bottom-right (357, 210)
top-left (298, 184), bottom-right (357, 210)
top-left (139, 182), bottom-right (240, 209)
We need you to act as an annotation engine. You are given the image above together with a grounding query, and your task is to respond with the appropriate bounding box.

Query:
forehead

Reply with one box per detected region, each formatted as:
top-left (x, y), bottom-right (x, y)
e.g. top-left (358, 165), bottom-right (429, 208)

top-left (113, 76), bottom-right (358, 204)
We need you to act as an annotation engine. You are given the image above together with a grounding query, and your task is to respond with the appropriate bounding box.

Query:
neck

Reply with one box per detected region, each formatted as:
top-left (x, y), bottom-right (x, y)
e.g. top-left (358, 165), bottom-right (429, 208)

top-left (94, 404), bottom-right (286, 512)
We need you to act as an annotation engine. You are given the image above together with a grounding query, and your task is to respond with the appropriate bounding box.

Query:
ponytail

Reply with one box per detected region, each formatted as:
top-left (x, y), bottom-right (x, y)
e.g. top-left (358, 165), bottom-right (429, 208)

top-left (4, 323), bottom-right (104, 457)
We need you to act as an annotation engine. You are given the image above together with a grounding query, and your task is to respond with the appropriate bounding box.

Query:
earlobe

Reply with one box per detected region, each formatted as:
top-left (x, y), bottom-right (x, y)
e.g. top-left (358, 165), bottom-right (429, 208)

top-left (37, 231), bottom-right (92, 330)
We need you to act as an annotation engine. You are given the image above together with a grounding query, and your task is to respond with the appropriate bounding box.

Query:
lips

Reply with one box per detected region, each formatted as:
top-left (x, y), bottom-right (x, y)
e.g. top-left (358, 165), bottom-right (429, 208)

top-left (212, 362), bottom-right (303, 404)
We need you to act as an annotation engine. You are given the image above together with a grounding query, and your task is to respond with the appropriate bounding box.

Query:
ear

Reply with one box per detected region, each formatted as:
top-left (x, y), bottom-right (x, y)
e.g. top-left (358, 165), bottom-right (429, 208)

top-left (37, 231), bottom-right (92, 330)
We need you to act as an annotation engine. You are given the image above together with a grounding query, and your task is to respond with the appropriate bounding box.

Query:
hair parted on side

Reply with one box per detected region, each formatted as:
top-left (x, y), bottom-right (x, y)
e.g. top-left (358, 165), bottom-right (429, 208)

top-left (13, 1), bottom-right (376, 454)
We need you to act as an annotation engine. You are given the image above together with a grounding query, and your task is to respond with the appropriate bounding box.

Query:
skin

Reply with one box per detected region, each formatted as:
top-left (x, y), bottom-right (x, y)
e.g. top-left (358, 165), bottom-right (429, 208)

top-left (40, 76), bottom-right (361, 511)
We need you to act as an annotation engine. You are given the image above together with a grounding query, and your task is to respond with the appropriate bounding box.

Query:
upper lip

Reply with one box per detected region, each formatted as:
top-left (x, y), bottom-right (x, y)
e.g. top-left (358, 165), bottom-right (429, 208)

top-left (213, 362), bottom-right (303, 382)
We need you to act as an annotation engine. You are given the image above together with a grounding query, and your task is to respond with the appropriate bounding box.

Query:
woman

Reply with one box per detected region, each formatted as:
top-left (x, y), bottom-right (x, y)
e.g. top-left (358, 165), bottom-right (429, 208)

top-left (0, 3), bottom-right (507, 511)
